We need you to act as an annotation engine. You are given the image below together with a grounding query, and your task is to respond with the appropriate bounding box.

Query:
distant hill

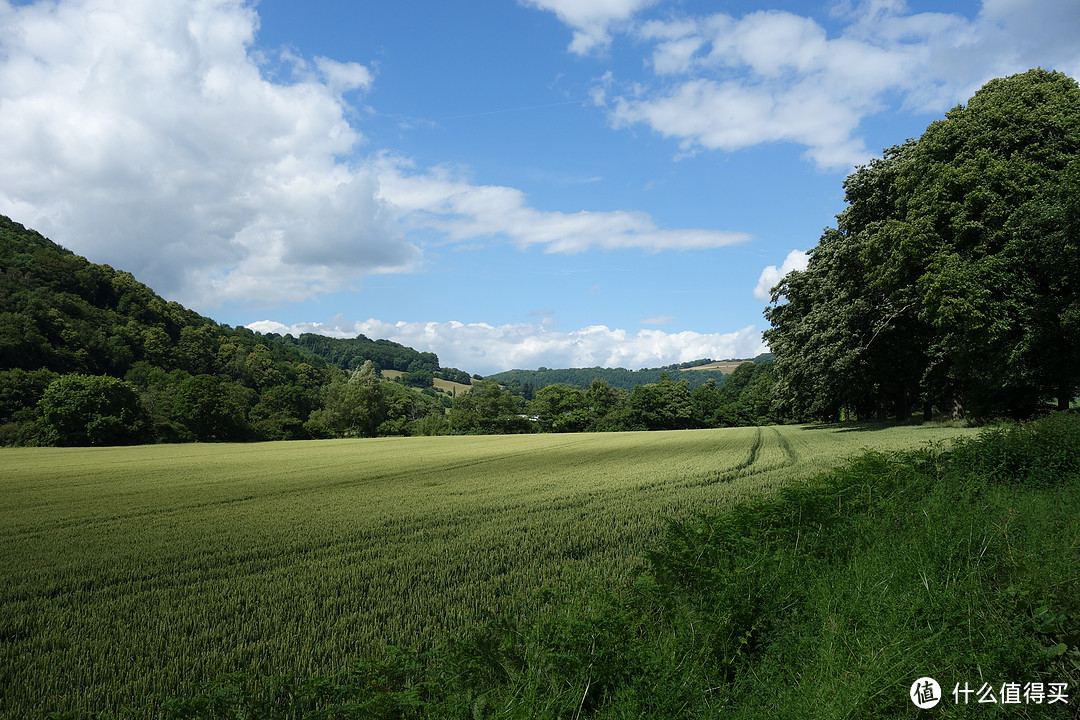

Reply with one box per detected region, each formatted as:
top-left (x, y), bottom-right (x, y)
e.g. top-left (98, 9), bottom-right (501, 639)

top-left (680, 354), bottom-right (774, 372)
top-left (382, 369), bottom-right (472, 395)
top-left (484, 356), bottom-right (772, 393)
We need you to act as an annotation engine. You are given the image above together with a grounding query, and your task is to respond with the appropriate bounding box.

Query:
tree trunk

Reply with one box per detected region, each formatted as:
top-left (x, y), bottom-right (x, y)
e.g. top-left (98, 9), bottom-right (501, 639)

top-left (951, 386), bottom-right (965, 421)
top-left (895, 390), bottom-right (910, 422)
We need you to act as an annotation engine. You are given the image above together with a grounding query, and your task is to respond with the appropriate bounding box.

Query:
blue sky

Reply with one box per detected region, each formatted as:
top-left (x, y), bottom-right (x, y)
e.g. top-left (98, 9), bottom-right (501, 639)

top-left (2, 0), bottom-right (1079, 374)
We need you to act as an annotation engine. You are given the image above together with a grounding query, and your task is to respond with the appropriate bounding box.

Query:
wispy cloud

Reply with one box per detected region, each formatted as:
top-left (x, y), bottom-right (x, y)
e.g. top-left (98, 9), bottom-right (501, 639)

top-left (373, 155), bottom-right (753, 254)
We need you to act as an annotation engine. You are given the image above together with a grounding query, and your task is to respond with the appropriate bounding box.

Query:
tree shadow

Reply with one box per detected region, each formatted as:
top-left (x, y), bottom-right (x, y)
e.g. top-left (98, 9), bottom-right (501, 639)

top-left (798, 421), bottom-right (922, 433)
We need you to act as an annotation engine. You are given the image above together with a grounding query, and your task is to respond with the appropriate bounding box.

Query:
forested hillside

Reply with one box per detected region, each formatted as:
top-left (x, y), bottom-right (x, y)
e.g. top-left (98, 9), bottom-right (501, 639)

top-left (766, 69), bottom-right (1080, 422)
top-left (0, 216), bottom-right (450, 444)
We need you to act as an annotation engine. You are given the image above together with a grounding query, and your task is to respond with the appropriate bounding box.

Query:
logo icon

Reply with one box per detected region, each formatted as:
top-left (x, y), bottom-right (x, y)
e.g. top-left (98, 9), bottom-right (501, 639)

top-left (911, 677), bottom-right (942, 709)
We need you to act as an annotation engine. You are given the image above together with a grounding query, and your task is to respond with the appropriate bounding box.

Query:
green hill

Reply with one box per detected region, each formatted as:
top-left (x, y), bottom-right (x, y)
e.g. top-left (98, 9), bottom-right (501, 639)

top-left (485, 355), bottom-right (772, 393)
top-left (0, 215), bottom-right (450, 444)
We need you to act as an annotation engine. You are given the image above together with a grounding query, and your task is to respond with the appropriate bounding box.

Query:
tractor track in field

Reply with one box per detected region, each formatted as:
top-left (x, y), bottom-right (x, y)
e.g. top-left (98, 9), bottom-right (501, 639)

top-left (692, 426), bottom-right (800, 487)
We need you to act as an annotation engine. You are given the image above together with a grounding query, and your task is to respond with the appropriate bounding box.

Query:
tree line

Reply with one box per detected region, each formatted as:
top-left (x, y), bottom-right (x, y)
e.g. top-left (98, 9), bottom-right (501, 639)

top-left (485, 363), bottom-right (753, 394)
top-left (446, 361), bottom-right (779, 435)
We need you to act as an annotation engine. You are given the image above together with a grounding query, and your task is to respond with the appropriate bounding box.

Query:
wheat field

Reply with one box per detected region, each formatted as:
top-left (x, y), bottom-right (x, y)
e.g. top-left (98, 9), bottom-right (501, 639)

top-left (0, 424), bottom-right (976, 716)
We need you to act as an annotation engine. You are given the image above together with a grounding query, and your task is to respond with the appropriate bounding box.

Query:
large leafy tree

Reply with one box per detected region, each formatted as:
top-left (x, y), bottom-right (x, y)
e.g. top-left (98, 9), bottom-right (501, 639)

top-left (767, 69), bottom-right (1080, 420)
top-left (900, 70), bottom-right (1080, 414)
top-left (527, 383), bottom-right (588, 432)
top-left (39, 374), bottom-right (147, 445)
top-left (315, 361), bottom-right (387, 437)
top-left (627, 373), bottom-right (694, 430)
top-left (171, 374), bottom-right (250, 442)
top-left (449, 380), bottom-right (529, 434)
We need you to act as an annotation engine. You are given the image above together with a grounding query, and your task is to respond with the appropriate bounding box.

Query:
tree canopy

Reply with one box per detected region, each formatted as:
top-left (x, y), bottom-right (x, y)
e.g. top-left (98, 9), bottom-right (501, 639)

top-left (766, 69), bottom-right (1080, 421)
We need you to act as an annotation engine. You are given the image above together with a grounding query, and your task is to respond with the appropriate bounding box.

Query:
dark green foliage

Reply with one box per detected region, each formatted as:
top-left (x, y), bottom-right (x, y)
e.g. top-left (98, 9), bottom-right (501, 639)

top-left (380, 380), bottom-right (445, 436)
top-left (448, 380), bottom-right (530, 434)
top-left (0, 368), bottom-right (57, 424)
top-left (249, 384), bottom-right (320, 440)
top-left (626, 372), bottom-right (694, 430)
top-left (485, 361), bottom-right (764, 393)
top-left (434, 367), bottom-right (472, 385)
top-left (583, 378), bottom-right (629, 431)
top-left (38, 373), bottom-right (148, 445)
top-left (767, 69), bottom-right (1080, 421)
top-left (0, 214), bottom-right (352, 444)
top-left (526, 383), bottom-right (588, 432)
top-left (948, 411), bottom-right (1080, 486)
top-left (310, 361), bottom-right (387, 437)
top-left (282, 333), bottom-right (440, 375)
top-left (519, 365), bottom-right (780, 434)
top-left (1, 214), bottom-right (785, 441)
top-left (160, 413), bottom-right (1080, 718)
top-left (693, 362), bottom-right (777, 427)
top-left (170, 374), bottom-right (251, 442)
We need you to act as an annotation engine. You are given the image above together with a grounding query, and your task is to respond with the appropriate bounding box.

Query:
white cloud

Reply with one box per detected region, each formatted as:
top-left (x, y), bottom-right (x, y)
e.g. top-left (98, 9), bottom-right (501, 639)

top-left (754, 249), bottom-right (810, 302)
top-left (313, 56), bottom-right (374, 95)
top-left (247, 317), bottom-right (768, 375)
top-left (373, 155), bottom-right (752, 253)
top-left (0, 0), bottom-right (762, 313)
top-left (597, 2), bottom-right (1080, 171)
top-left (520, 0), bottom-right (660, 54)
top-left (0, 0), bottom-right (416, 309)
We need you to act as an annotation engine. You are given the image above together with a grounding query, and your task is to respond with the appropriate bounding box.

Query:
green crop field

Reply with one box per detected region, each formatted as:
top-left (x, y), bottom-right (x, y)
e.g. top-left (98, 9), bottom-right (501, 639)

top-left (0, 424), bottom-right (977, 717)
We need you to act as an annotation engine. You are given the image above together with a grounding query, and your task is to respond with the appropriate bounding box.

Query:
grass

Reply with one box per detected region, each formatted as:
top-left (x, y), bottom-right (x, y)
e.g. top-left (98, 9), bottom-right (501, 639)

top-left (0, 423), bottom-right (975, 717)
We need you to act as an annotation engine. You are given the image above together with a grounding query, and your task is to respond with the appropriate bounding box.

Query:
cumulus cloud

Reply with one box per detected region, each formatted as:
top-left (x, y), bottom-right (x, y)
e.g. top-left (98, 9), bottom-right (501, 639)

top-left (754, 249), bottom-right (810, 302)
top-left (373, 155), bottom-right (752, 253)
top-left (519, 0), bottom-right (660, 54)
top-left (593, 1), bottom-right (1080, 171)
top-left (0, 0), bottom-right (757, 311)
top-left (0, 0), bottom-right (416, 309)
top-left (247, 317), bottom-right (768, 375)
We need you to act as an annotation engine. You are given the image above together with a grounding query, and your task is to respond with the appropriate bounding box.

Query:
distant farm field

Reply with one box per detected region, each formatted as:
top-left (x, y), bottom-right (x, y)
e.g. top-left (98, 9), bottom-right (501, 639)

top-left (680, 360), bottom-right (749, 373)
top-left (381, 368), bottom-right (472, 394)
top-left (0, 424), bottom-right (977, 717)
